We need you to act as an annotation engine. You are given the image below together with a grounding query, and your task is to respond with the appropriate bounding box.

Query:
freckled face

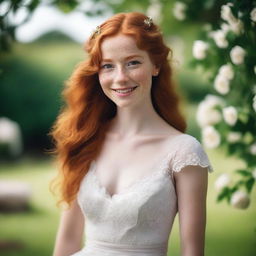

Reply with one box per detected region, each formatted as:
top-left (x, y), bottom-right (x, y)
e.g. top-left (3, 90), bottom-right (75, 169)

top-left (98, 34), bottom-right (159, 108)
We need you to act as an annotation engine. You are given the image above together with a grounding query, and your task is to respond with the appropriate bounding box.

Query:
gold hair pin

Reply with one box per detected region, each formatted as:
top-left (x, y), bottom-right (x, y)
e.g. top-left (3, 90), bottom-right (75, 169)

top-left (144, 16), bottom-right (153, 28)
top-left (91, 25), bottom-right (101, 38)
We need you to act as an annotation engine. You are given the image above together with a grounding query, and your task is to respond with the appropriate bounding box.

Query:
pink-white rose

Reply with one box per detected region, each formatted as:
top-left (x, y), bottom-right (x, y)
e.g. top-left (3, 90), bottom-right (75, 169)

top-left (223, 106), bottom-right (238, 126)
top-left (215, 173), bottom-right (232, 192)
top-left (214, 74), bottom-right (230, 95)
top-left (230, 46), bottom-right (246, 65)
top-left (193, 40), bottom-right (209, 60)
top-left (202, 126), bottom-right (221, 148)
top-left (230, 190), bottom-right (250, 209)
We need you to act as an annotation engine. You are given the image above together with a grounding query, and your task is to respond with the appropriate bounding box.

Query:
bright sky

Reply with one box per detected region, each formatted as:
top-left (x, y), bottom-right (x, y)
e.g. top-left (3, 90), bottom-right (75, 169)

top-left (5, 1), bottom-right (110, 43)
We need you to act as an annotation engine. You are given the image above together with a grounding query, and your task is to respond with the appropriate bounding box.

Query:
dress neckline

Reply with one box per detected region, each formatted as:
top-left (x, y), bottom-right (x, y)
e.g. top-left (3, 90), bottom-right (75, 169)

top-left (90, 133), bottom-right (187, 200)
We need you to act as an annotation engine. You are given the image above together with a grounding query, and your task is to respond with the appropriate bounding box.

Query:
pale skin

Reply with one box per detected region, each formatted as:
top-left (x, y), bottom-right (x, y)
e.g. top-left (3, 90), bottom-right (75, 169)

top-left (53, 34), bottom-right (208, 256)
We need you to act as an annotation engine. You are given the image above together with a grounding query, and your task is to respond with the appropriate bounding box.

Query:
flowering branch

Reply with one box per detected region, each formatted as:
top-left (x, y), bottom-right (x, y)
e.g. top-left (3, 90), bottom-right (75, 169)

top-left (173, 0), bottom-right (256, 209)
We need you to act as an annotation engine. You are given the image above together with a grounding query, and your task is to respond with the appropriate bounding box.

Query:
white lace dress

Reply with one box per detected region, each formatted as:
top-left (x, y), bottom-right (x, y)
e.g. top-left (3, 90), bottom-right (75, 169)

top-left (71, 134), bottom-right (214, 256)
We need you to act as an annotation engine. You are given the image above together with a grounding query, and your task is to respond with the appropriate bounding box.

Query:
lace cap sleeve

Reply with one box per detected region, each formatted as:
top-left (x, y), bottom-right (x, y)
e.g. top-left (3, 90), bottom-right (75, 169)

top-left (170, 134), bottom-right (214, 174)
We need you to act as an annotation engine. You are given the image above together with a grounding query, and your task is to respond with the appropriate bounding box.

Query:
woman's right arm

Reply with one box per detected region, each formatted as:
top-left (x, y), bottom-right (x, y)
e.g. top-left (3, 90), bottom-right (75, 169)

top-left (53, 198), bottom-right (85, 256)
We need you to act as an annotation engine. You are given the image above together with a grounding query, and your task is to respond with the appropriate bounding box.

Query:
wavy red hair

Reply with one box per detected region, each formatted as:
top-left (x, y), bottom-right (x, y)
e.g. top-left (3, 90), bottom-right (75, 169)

top-left (49, 12), bottom-right (187, 208)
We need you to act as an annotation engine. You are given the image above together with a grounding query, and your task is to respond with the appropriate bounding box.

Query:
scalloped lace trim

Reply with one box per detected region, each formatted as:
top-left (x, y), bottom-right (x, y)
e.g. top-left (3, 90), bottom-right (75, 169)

top-left (172, 152), bottom-right (213, 173)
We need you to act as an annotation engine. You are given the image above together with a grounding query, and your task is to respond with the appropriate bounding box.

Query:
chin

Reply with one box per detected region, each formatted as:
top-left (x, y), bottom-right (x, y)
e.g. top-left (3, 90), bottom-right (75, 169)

top-left (115, 100), bottom-right (141, 109)
top-left (115, 102), bottom-right (131, 108)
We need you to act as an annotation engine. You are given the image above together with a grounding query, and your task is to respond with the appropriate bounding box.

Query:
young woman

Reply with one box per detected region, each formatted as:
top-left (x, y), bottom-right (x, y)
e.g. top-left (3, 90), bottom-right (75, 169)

top-left (51, 12), bottom-right (214, 256)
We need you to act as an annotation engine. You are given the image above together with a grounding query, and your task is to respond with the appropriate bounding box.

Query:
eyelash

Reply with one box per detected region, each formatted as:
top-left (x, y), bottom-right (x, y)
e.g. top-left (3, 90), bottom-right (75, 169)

top-left (100, 60), bottom-right (141, 69)
top-left (101, 64), bottom-right (113, 69)
top-left (127, 60), bottom-right (141, 66)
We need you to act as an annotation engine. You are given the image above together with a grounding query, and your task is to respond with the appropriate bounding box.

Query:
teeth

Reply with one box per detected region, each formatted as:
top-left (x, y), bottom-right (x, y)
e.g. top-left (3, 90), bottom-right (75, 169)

top-left (115, 87), bottom-right (136, 93)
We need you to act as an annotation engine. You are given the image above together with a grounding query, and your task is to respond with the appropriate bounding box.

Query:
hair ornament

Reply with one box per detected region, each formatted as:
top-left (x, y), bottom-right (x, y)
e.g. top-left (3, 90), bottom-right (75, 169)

top-left (91, 25), bottom-right (101, 38)
top-left (143, 16), bottom-right (153, 28)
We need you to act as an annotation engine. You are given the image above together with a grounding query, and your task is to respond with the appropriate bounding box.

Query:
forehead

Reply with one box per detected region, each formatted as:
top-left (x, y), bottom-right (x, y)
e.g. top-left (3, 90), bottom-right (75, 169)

top-left (100, 34), bottom-right (148, 59)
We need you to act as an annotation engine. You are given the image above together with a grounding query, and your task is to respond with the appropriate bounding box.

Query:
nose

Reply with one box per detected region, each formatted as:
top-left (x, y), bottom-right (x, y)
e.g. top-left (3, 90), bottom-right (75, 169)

top-left (115, 66), bottom-right (129, 84)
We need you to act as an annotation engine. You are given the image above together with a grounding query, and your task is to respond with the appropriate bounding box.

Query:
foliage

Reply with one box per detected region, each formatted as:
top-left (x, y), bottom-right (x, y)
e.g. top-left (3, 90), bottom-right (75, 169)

top-left (0, 0), bottom-right (222, 53)
top-left (0, 33), bottom-right (85, 152)
top-left (33, 30), bottom-right (75, 43)
top-left (173, 0), bottom-right (256, 209)
top-left (1, 0), bottom-right (255, 209)
top-left (0, 54), bottom-right (62, 151)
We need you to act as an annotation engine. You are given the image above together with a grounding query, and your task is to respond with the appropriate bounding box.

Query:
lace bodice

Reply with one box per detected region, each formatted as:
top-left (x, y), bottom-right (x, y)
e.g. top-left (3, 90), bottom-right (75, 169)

top-left (71, 134), bottom-right (214, 256)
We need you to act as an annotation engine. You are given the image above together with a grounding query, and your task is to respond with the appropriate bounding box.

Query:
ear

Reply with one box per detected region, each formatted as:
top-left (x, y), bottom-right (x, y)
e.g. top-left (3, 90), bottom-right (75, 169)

top-left (152, 66), bottom-right (160, 77)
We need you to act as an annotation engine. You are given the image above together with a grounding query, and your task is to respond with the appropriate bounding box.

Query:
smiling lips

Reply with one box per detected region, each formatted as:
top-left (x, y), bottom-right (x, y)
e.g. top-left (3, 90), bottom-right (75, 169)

top-left (112, 86), bottom-right (138, 94)
top-left (111, 86), bottom-right (138, 97)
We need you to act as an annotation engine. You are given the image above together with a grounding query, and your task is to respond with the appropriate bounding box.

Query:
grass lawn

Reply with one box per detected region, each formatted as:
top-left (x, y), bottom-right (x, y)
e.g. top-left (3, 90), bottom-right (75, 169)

top-left (0, 149), bottom-right (255, 256)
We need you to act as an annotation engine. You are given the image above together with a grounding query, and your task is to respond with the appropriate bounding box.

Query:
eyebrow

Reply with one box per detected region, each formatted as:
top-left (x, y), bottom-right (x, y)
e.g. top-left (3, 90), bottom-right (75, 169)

top-left (101, 55), bottom-right (143, 62)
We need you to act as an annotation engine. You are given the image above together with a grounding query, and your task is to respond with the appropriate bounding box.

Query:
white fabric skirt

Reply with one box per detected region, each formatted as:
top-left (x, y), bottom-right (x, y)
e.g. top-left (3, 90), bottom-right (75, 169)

top-left (70, 239), bottom-right (168, 256)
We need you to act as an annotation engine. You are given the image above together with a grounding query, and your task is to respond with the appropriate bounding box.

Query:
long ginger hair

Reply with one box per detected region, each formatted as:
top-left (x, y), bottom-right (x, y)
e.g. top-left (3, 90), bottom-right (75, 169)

top-left (50, 12), bottom-right (187, 207)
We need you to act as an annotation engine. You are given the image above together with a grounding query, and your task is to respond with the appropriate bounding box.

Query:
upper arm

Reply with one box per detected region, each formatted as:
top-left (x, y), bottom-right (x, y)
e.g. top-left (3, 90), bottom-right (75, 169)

top-left (53, 198), bottom-right (85, 256)
top-left (59, 198), bottom-right (85, 239)
top-left (174, 165), bottom-right (208, 256)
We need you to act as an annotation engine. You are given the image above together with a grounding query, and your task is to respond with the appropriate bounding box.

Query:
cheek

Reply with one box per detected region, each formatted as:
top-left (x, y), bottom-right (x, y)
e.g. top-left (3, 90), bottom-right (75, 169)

top-left (132, 70), bottom-right (152, 87)
top-left (98, 73), bottom-right (112, 90)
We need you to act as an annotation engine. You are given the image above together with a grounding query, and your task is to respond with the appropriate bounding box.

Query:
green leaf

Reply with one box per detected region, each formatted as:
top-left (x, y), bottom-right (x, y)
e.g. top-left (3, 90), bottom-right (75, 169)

top-left (56, 0), bottom-right (78, 13)
top-left (216, 187), bottom-right (229, 202)
top-left (245, 178), bottom-right (255, 193)
top-left (27, 0), bottom-right (40, 12)
top-left (235, 169), bottom-right (252, 176)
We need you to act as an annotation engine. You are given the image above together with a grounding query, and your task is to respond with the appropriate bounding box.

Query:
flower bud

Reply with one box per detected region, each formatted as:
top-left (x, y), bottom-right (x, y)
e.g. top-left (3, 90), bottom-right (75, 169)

top-left (202, 126), bottom-right (221, 148)
top-left (223, 106), bottom-right (238, 126)
top-left (173, 2), bottom-right (187, 21)
top-left (214, 74), bottom-right (230, 95)
top-left (193, 40), bottom-right (209, 60)
top-left (215, 173), bottom-right (231, 192)
top-left (230, 190), bottom-right (250, 209)
top-left (230, 46), bottom-right (246, 65)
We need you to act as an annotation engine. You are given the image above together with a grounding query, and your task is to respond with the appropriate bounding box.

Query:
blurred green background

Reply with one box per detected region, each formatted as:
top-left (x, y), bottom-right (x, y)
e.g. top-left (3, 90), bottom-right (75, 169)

top-left (0, 1), bottom-right (255, 256)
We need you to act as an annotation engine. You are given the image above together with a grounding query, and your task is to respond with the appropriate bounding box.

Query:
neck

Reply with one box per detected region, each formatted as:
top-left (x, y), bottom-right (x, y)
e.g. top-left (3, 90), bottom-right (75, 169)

top-left (108, 99), bottom-right (168, 138)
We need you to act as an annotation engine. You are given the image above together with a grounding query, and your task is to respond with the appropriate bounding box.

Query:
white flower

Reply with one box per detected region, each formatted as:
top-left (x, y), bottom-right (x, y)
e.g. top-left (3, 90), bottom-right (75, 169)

top-left (253, 95), bottom-right (256, 112)
top-left (196, 95), bottom-right (223, 128)
top-left (250, 143), bottom-right (256, 155)
top-left (218, 64), bottom-right (234, 80)
top-left (0, 118), bottom-right (17, 143)
top-left (227, 132), bottom-right (242, 143)
top-left (213, 64), bottom-right (234, 95)
top-left (221, 3), bottom-right (236, 24)
top-left (202, 126), bottom-right (221, 148)
top-left (230, 190), bottom-right (250, 209)
top-left (250, 8), bottom-right (256, 22)
top-left (173, 1), bottom-right (187, 21)
top-left (210, 30), bottom-right (228, 48)
top-left (214, 74), bottom-right (230, 94)
top-left (215, 173), bottom-right (232, 192)
top-left (230, 46), bottom-right (246, 65)
top-left (221, 3), bottom-right (244, 35)
top-left (220, 22), bottom-right (230, 33)
top-left (205, 94), bottom-right (224, 107)
top-left (0, 117), bottom-right (23, 157)
top-left (147, 0), bottom-right (162, 24)
top-left (223, 106), bottom-right (238, 126)
top-left (192, 40), bottom-right (209, 60)
top-left (252, 169), bottom-right (256, 180)
top-left (229, 19), bottom-right (244, 35)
